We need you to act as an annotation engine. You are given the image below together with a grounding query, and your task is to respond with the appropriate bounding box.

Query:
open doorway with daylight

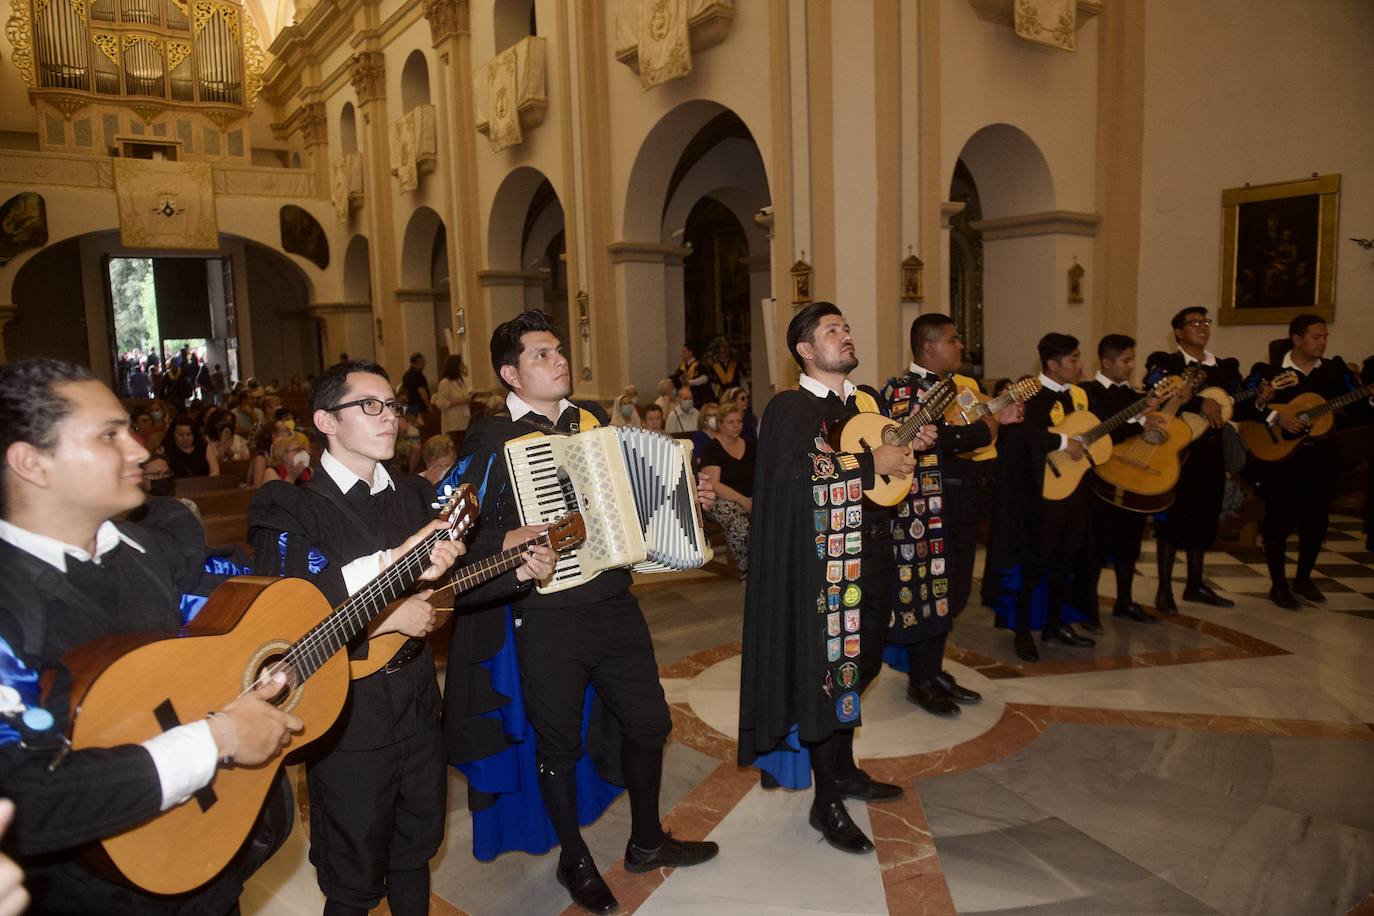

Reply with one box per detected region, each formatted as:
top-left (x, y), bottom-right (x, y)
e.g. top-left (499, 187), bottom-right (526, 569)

top-left (108, 256), bottom-right (237, 403)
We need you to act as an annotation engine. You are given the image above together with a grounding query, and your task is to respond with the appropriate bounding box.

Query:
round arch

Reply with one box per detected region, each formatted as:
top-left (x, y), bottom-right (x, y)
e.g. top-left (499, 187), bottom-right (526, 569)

top-left (340, 102), bottom-right (358, 156)
top-left (400, 50), bottom-right (431, 112)
top-left (400, 207), bottom-right (445, 289)
top-left (487, 166), bottom-right (560, 271)
top-left (948, 122), bottom-right (1056, 219)
top-left (343, 234), bottom-right (371, 303)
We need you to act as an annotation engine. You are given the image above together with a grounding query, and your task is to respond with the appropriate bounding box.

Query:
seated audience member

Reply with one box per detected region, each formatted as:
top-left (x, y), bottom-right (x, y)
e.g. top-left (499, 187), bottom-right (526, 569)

top-left (611, 386), bottom-right (643, 427)
top-left (419, 433), bottom-right (457, 486)
top-left (162, 415), bottom-right (217, 478)
top-left (232, 387), bottom-right (262, 436)
top-left (699, 403), bottom-right (754, 579)
top-left (642, 403), bottom-right (666, 432)
top-left (138, 454), bottom-right (202, 521)
top-left (654, 377), bottom-right (678, 415)
top-left (207, 408), bottom-right (250, 463)
top-left (666, 384), bottom-right (699, 433)
top-left (691, 401), bottom-right (721, 460)
top-left (260, 432), bottom-right (313, 486)
top-left (247, 420), bottom-right (293, 488)
top-left (721, 386), bottom-right (758, 441)
top-left (129, 406), bottom-right (154, 447)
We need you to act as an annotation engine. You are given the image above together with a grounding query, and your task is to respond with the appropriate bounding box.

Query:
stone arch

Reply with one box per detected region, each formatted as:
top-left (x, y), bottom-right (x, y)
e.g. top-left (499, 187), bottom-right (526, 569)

top-left (400, 49), bottom-right (431, 112)
top-left (493, 0), bottom-right (536, 51)
top-left (401, 206), bottom-right (445, 288)
top-left (343, 234), bottom-right (371, 303)
top-left (949, 122), bottom-right (1056, 219)
top-left (399, 207), bottom-right (449, 374)
top-left (486, 166), bottom-right (565, 332)
top-left (340, 102), bottom-right (358, 155)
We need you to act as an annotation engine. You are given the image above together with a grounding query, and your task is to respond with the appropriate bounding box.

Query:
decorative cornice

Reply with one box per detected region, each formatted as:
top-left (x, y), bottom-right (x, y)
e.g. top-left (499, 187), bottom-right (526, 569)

top-left (349, 51), bottom-right (386, 102)
top-left (970, 209), bottom-right (1099, 240)
top-left (940, 200), bottom-right (967, 228)
top-left (967, 0), bottom-right (1102, 29)
top-left (476, 269), bottom-right (544, 287)
top-left (298, 102), bottom-right (328, 146)
top-left (607, 241), bottom-right (681, 264)
top-left (422, 0), bottom-right (468, 44)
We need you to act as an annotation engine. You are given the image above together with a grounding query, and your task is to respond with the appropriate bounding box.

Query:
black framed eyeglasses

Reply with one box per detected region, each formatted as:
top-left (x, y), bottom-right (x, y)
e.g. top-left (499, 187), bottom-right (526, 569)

top-left (327, 397), bottom-right (403, 417)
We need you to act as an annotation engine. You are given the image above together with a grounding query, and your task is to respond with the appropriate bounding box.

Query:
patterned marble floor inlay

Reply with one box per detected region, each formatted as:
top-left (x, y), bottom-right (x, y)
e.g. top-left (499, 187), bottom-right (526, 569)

top-left (239, 517), bottom-right (1374, 915)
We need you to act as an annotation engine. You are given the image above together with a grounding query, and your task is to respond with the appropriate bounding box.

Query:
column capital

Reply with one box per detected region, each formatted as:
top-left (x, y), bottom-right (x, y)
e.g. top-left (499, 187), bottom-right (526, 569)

top-left (349, 52), bottom-right (386, 103)
top-left (423, 0), bottom-right (469, 45)
top-left (298, 102), bottom-right (328, 147)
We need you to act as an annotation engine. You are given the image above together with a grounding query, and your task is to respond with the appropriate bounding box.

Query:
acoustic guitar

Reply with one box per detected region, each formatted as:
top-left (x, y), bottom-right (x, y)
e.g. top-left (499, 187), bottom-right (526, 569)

top-left (1091, 368), bottom-right (1204, 513)
top-left (835, 378), bottom-right (956, 507)
top-left (1180, 369), bottom-right (1298, 440)
top-left (1042, 375), bottom-right (1184, 501)
top-left (1238, 381), bottom-right (1374, 462)
top-left (349, 513), bottom-right (586, 679)
top-left (943, 376), bottom-right (1042, 460)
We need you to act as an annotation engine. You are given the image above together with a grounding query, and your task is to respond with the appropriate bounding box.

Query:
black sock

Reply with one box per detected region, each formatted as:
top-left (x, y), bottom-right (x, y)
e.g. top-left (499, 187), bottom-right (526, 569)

top-left (832, 727), bottom-right (858, 782)
top-left (622, 741), bottom-right (666, 850)
top-left (809, 735), bottom-right (841, 806)
top-left (1264, 534), bottom-right (1288, 587)
top-left (1296, 535), bottom-right (1321, 582)
top-left (537, 761), bottom-right (590, 867)
top-left (1185, 549), bottom-right (1206, 590)
top-left (1156, 540), bottom-right (1176, 596)
top-left (386, 868), bottom-right (430, 916)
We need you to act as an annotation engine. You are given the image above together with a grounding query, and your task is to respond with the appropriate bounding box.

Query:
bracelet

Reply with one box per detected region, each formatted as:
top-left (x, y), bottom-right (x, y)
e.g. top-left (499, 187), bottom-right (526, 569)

top-left (206, 711), bottom-right (236, 766)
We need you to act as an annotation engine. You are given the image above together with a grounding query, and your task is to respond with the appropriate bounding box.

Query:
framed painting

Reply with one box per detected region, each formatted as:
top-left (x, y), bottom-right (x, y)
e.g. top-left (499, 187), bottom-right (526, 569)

top-left (1219, 173), bottom-right (1339, 326)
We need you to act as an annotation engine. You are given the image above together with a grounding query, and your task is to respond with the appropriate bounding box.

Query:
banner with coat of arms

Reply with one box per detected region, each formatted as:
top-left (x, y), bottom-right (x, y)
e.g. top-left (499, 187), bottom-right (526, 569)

top-left (637, 0), bottom-right (691, 89)
top-left (487, 46), bottom-right (523, 152)
top-left (113, 158), bottom-right (218, 250)
top-left (1014, 0), bottom-right (1077, 52)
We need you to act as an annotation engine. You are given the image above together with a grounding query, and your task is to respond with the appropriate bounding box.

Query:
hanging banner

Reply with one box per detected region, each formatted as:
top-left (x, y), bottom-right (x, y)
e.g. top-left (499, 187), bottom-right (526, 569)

top-left (487, 47), bottom-right (523, 152)
top-left (637, 0), bottom-right (692, 89)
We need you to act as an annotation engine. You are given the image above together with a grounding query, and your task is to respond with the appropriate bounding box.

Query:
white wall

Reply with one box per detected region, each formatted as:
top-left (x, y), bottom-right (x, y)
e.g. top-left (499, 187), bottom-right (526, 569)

top-left (1136, 0), bottom-right (1374, 364)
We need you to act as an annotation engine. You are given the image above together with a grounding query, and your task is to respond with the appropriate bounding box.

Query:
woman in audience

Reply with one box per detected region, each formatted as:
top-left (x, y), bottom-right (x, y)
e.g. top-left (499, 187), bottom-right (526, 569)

top-left (720, 386), bottom-right (758, 442)
top-left (163, 415), bottom-right (218, 478)
top-left (691, 401), bottom-right (721, 461)
top-left (433, 353), bottom-right (472, 453)
top-left (207, 408), bottom-right (250, 464)
top-left (642, 403), bottom-right (665, 432)
top-left (247, 420), bottom-right (293, 487)
top-left (261, 432), bottom-right (313, 486)
top-left (419, 434), bottom-right (457, 486)
top-left (699, 403), bottom-right (754, 580)
top-left (654, 377), bottom-right (678, 415)
top-left (611, 386), bottom-right (643, 427)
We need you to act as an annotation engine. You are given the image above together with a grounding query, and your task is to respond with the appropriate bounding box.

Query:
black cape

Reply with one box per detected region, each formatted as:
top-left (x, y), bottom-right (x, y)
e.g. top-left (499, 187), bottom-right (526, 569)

top-left (738, 387), bottom-right (877, 764)
top-left (1154, 352), bottom-right (1241, 548)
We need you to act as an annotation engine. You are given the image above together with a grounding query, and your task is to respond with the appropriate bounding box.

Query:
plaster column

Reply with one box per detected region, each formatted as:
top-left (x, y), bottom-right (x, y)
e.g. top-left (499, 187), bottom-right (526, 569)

top-left (744, 254), bottom-right (773, 395)
top-left (607, 241), bottom-right (680, 394)
top-left (309, 302), bottom-right (375, 363)
top-left (394, 288), bottom-right (440, 370)
top-left (477, 271), bottom-right (529, 328)
top-left (349, 47), bottom-right (401, 375)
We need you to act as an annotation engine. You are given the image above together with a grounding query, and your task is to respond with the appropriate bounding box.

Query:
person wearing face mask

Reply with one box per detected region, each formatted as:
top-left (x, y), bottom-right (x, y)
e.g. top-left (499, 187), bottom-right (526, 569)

top-left (691, 402), bottom-right (721, 464)
top-left (262, 432), bottom-right (313, 485)
top-left (610, 386), bottom-right (642, 428)
top-left (665, 385), bottom-right (699, 434)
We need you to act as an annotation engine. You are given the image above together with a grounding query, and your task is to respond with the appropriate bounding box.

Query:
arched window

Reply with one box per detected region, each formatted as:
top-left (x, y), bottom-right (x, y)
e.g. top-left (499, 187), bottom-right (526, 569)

top-left (400, 49), bottom-right (430, 112)
top-left (340, 102), bottom-right (358, 155)
top-left (493, 0), bottom-right (535, 52)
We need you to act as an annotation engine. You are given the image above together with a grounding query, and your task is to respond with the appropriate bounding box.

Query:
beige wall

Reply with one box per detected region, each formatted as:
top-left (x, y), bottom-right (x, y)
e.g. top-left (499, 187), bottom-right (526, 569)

top-left (1136, 0), bottom-right (1374, 366)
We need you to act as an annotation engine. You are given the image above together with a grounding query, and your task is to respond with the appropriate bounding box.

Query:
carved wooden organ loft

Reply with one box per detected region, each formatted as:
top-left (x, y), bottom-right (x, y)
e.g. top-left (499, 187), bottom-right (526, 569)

top-left (6, 0), bottom-right (265, 160)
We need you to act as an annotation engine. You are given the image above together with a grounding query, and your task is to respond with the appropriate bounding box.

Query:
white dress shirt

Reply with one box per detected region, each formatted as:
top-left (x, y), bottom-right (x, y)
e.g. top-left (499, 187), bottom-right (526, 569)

top-left (1180, 347), bottom-right (1217, 367)
top-left (0, 519), bottom-right (218, 810)
top-left (799, 373), bottom-right (858, 402)
top-left (1038, 373), bottom-right (1073, 450)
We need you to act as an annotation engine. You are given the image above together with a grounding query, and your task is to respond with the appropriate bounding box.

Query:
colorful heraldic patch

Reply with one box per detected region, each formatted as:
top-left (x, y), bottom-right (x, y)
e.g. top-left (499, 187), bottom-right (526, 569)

top-left (808, 441), bottom-right (866, 726)
top-left (836, 690), bottom-right (860, 723)
top-left (882, 370), bottom-right (957, 641)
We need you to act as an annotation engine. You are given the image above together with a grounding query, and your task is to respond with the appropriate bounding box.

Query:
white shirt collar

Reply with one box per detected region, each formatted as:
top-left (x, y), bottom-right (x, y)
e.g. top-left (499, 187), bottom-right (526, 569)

top-left (799, 373), bottom-right (857, 401)
top-left (1094, 371), bottom-right (1131, 389)
top-left (1180, 347), bottom-right (1217, 367)
top-left (908, 361), bottom-right (941, 379)
top-left (0, 518), bottom-right (146, 573)
top-left (321, 448), bottom-right (394, 497)
top-left (506, 391), bottom-right (577, 425)
top-left (1039, 372), bottom-right (1070, 393)
top-left (1281, 350), bottom-right (1321, 375)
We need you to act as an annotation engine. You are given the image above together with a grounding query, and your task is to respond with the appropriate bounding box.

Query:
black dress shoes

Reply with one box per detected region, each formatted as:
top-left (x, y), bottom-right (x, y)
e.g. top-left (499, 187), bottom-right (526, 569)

top-left (556, 853), bottom-right (618, 914)
top-left (1269, 584), bottom-right (1302, 610)
top-left (624, 833), bottom-right (720, 873)
top-left (1042, 625), bottom-right (1095, 647)
top-left (1181, 584), bottom-right (1235, 608)
top-left (1292, 578), bottom-right (1326, 603)
top-left (1112, 602), bottom-right (1160, 624)
top-left (1155, 588), bottom-right (1179, 615)
top-left (906, 680), bottom-right (960, 718)
top-left (933, 670), bottom-right (982, 704)
top-left (835, 769), bottom-right (904, 801)
top-left (809, 800), bottom-right (874, 854)
top-left (760, 771), bottom-right (781, 789)
top-left (1013, 630), bottom-right (1039, 662)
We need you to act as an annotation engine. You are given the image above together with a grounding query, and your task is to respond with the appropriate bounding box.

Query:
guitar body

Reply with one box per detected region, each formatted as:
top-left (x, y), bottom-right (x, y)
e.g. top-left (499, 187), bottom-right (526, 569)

top-left (63, 576), bottom-right (346, 896)
top-left (1181, 386), bottom-right (1234, 441)
top-left (1042, 411), bottom-right (1111, 501)
top-left (1238, 392), bottom-right (1334, 462)
top-left (1090, 414), bottom-right (1193, 512)
top-left (348, 609), bottom-right (451, 680)
top-left (943, 385), bottom-right (997, 461)
top-left (835, 413), bottom-right (908, 507)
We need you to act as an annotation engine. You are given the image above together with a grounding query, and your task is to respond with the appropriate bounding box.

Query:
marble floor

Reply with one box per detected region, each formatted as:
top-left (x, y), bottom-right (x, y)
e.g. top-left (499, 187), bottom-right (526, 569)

top-left (244, 515), bottom-right (1374, 915)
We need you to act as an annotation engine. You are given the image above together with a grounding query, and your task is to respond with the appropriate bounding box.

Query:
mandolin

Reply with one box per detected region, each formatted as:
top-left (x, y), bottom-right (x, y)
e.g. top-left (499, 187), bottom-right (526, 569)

top-left (943, 376), bottom-right (1042, 459)
top-left (1091, 368), bottom-right (1204, 513)
top-left (350, 513), bottom-right (586, 679)
top-left (1238, 381), bottom-right (1374, 463)
top-left (1042, 375), bottom-right (1184, 501)
top-left (1181, 369), bottom-right (1298, 440)
top-left (834, 378), bottom-right (957, 507)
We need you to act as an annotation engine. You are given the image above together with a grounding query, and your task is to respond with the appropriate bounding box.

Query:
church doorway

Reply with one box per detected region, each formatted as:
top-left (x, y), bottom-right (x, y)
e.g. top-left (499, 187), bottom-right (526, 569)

top-left (948, 159), bottom-right (985, 377)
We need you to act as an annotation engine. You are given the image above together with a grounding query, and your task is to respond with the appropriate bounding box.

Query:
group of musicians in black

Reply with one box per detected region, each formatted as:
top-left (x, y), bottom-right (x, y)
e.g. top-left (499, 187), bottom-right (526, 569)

top-left (0, 303), bottom-right (1366, 913)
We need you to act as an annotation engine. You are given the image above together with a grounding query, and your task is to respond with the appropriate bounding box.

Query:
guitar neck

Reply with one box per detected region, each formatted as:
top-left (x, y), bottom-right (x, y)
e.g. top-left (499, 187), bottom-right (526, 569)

top-left (972, 390), bottom-right (1014, 420)
top-left (1082, 395), bottom-right (1152, 444)
top-left (1304, 382), bottom-right (1374, 421)
top-left (891, 384), bottom-right (950, 446)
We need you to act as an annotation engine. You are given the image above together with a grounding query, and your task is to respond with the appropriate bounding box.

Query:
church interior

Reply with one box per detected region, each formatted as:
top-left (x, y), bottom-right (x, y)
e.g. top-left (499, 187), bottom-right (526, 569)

top-left (2, 0), bottom-right (1373, 913)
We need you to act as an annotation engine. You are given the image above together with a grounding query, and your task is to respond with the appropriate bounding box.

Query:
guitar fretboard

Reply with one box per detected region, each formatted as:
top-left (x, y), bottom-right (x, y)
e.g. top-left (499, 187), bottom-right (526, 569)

top-left (1298, 382), bottom-right (1374, 423)
top-left (892, 381), bottom-right (954, 446)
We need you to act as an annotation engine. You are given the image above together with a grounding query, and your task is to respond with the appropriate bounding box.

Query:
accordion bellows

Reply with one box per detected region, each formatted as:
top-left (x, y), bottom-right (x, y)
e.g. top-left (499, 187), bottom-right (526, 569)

top-left (504, 426), bottom-right (714, 594)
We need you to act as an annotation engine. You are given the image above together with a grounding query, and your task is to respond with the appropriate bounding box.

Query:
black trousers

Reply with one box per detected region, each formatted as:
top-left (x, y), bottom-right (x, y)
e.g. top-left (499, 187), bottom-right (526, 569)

top-left (515, 590), bottom-right (672, 771)
top-left (1018, 485), bottom-right (1092, 633)
top-left (306, 718), bottom-right (446, 910)
top-left (1091, 496), bottom-right (1147, 606)
top-left (1256, 442), bottom-right (1336, 582)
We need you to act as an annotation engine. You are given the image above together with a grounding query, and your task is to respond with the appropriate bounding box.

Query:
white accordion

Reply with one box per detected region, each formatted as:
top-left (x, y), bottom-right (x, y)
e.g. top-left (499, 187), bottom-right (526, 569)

top-left (504, 426), bottom-right (714, 594)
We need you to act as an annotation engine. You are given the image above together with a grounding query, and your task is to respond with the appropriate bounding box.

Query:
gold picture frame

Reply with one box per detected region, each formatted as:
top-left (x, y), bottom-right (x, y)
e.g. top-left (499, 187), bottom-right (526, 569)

top-left (1219, 173), bottom-right (1339, 326)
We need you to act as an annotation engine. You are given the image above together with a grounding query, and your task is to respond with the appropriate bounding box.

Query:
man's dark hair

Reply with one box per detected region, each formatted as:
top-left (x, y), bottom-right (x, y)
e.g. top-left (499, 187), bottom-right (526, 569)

top-left (1037, 332), bottom-right (1079, 370)
top-left (409, 352), bottom-right (423, 365)
top-left (910, 313), bottom-right (954, 359)
top-left (1098, 334), bottom-right (1136, 361)
top-left (786, 301), bottom-right (843, 368)
top-left (1170, 306), bottom-right (1207, 330)
top-left (1288, 313), bottom-right (1325, 338)
top-left (310, 359), bottom-right (390, 416)
top-left (0, 358), bottom-right (96, 516)
top-left (490, 310), bottom-right (557, 391)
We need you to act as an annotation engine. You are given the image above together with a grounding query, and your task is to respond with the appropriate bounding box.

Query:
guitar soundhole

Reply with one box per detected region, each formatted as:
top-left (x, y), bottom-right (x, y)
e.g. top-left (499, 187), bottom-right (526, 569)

top-left (1143, 428), bottom-right (1166, 445)
top-left (244, 641), bottom-right (304, 714)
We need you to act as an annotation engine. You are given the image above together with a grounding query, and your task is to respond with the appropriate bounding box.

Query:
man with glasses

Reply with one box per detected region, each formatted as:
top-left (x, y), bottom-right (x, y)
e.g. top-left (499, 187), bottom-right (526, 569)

top-left (247, 359), bottom-right (556, 916)
top-left (1153, 308), bottom-right (1240, 612)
